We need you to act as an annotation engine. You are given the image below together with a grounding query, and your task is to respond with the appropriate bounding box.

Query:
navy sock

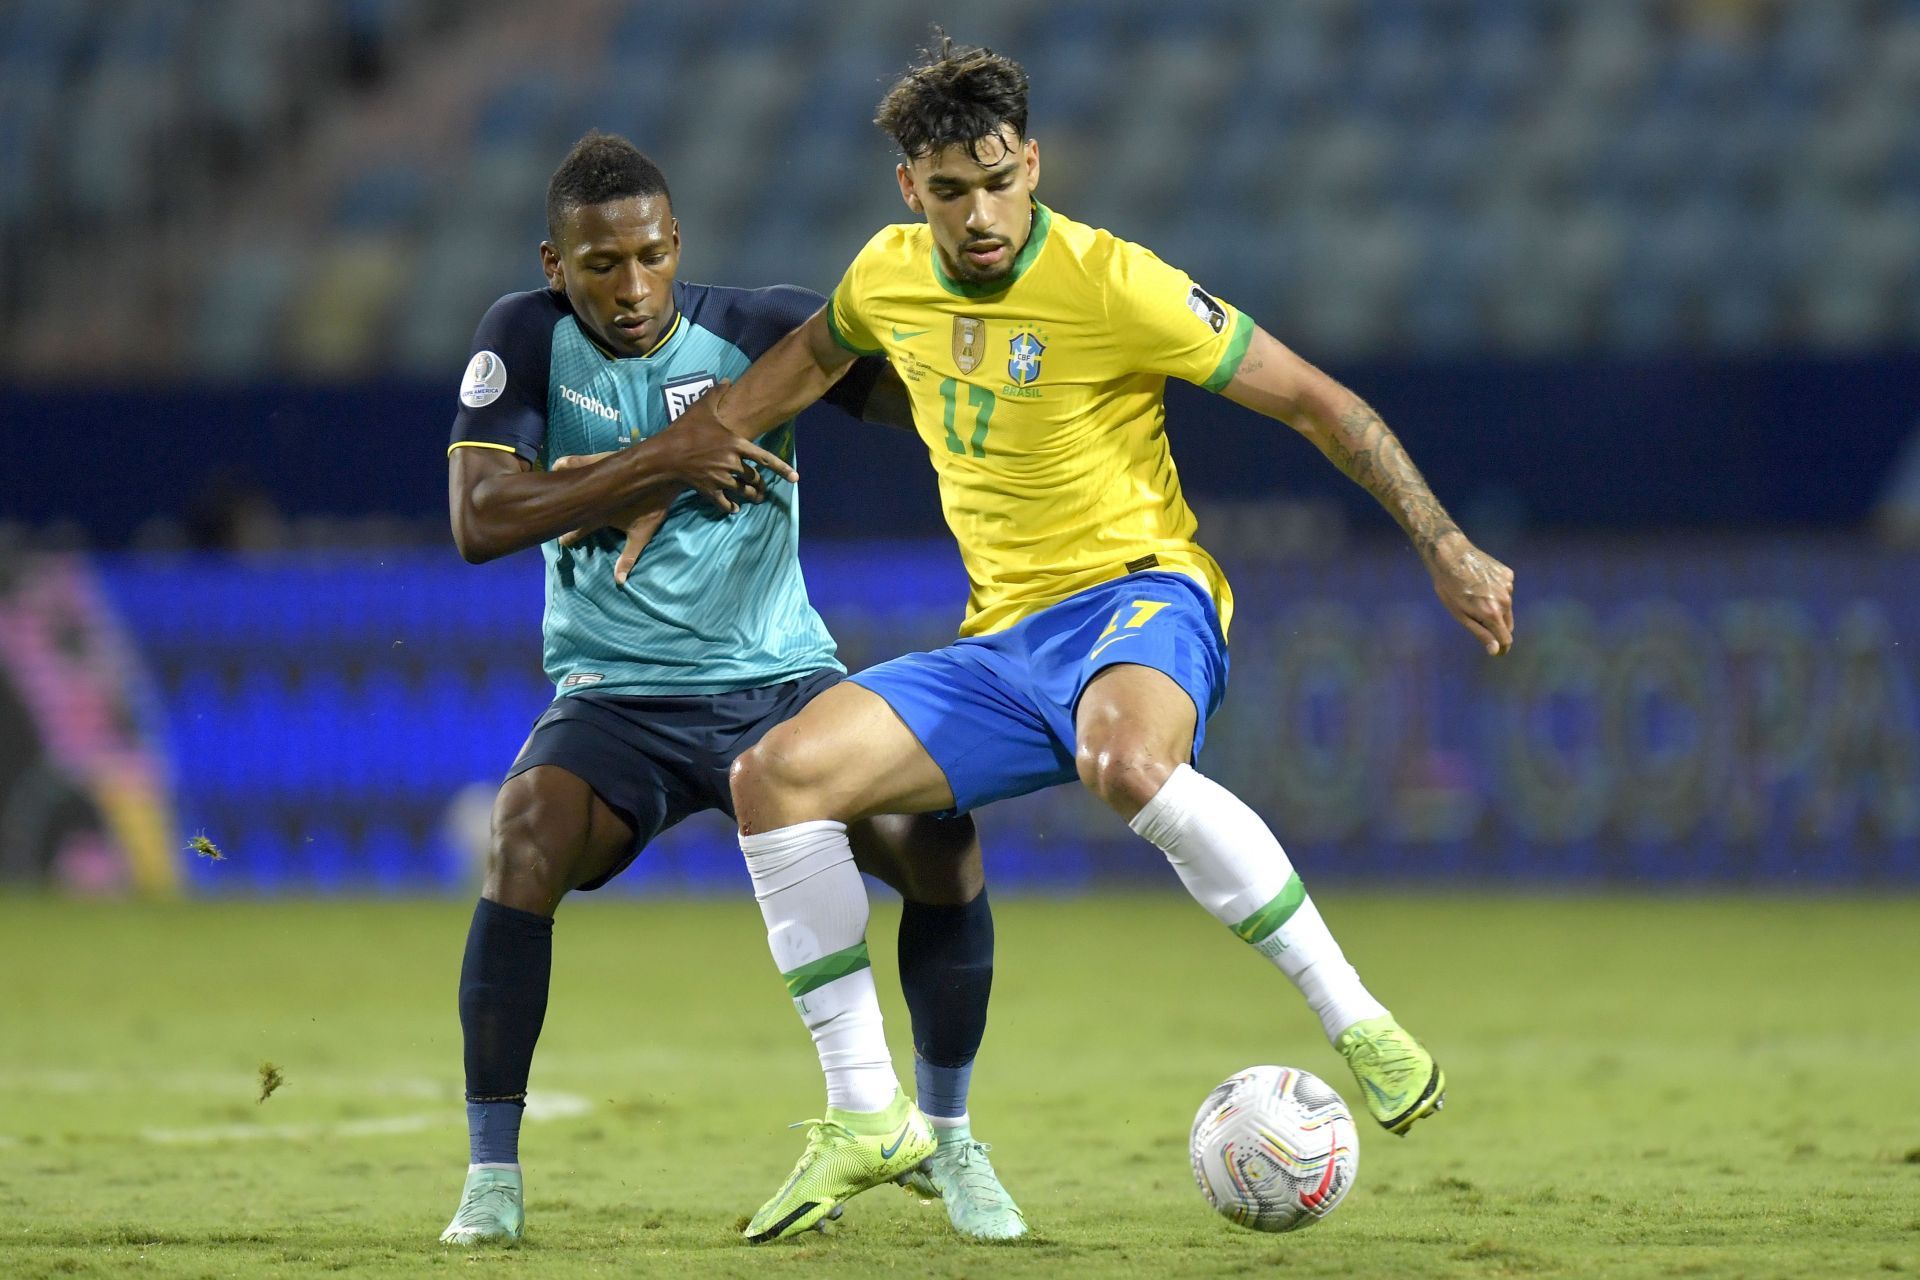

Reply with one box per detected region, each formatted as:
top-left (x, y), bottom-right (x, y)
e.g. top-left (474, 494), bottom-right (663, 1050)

top-left (465, 1099), bottom-right (523, 1167)
top-left (459, 897), bottom-right (553, 1165)
top-left (896, 889), bottom-right (994, 1120)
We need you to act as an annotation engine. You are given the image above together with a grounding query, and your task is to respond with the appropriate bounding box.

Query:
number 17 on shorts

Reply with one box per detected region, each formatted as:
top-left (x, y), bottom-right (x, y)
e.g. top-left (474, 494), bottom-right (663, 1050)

top-left (1091, 600), bottom-right (1171, 660)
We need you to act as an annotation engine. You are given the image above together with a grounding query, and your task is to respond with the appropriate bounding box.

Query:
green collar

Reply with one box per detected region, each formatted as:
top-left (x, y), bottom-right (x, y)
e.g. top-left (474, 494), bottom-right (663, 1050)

top-left (932, 203), bottom-right (1053, 299)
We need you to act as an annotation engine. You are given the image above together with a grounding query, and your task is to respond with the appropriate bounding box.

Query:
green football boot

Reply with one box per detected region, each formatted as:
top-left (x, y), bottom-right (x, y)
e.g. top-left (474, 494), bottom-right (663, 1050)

top-left (899, 1123), bottom-right (1028, 1240)
top-left (744, 1090), bottom-right (935, 1243)
top-left (1336, 1015), bottom-right (1446, 1135)
top-left (439, 1165), bottom-right (524, 1246)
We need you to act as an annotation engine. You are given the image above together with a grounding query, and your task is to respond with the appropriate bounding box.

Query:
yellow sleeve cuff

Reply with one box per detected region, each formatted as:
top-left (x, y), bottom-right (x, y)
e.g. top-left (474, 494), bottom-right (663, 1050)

top-left (825, 295), bottom-right (883, 356)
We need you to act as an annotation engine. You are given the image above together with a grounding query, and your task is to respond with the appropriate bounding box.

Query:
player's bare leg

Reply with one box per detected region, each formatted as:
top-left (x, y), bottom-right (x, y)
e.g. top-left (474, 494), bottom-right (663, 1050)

top-left (1072, 661), bottom-right (1203, 820)
top-left (730, 685), bottom-right (954, 1240)
top-left (735, 682), bottom-right (957, 831)
top-left (1075, 663), bottom-right (1445, 1135)
top-left (484, 765), bottom-right (636, 914)
top-left (444, 766), bottom-right (634, 1245)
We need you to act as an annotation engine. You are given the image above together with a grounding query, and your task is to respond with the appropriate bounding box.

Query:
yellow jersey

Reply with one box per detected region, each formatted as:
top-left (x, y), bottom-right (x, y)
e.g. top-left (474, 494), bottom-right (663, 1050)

top-left (827, 203), bottom-right (1251, 637)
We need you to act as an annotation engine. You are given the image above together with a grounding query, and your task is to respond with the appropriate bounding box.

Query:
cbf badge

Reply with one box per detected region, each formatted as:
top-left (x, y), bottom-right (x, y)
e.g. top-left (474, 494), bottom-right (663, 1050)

top-left (1008, 331), bottom-right (1045, 386)
top-left (953, 316), bottom-right (985, 374)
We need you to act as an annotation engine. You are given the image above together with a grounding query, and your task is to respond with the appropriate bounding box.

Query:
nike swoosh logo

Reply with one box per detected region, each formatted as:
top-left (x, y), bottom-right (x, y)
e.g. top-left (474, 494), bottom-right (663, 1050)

top-left (1089, 632), bottom-right (1141, 661)
top-left (1362, 1079), bottom-right (1396, 1106)
top-left (891, 327), bottom-right (930, 341)
top-left (879, 1124), bottom-right (912, 1159)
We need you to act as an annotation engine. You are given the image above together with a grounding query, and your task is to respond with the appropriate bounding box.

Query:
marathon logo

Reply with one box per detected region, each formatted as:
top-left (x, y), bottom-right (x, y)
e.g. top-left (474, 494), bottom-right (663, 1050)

top-left (560, 383), bottom-right (620, 423)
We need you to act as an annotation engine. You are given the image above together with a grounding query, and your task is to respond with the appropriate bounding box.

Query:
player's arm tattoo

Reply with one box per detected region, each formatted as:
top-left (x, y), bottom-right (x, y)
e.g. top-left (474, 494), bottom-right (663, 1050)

top-left (1318, 398), bottom-right (1462, 565)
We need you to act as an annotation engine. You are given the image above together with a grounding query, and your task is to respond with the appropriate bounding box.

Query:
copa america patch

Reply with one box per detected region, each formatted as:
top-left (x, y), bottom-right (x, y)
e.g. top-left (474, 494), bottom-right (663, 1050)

top-left (1186, 285), bottom-right (1227, 334)
top-left (460, 350), bottom-right (507, 407)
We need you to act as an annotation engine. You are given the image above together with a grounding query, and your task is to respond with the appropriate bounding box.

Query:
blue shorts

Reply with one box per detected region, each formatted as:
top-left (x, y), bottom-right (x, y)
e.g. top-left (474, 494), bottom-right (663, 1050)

top-left (504, 668), bottom-right (842, 889)
top-left (850, 571), bottom-right (1229, 815)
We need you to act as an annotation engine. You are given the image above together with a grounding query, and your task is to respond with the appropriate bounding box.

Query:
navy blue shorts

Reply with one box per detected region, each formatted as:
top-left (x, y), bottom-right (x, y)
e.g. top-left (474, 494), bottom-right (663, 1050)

top-left (504, 668), bottom-right (841, 890)
top-left (849, 571), bottom-right (1229, 815)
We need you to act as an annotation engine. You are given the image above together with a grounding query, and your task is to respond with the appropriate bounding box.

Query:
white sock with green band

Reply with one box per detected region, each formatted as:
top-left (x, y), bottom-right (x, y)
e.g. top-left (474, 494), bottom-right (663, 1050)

top-left (741, 820), bottom-right (898, 1112)
top-left (1129, 764), bottom-right (1387, 1043)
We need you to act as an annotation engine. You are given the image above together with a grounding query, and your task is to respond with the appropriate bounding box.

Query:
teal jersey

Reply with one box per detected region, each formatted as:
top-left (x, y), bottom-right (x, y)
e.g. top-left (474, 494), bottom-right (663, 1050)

top-left (449, 283), bottom-right (880, 696)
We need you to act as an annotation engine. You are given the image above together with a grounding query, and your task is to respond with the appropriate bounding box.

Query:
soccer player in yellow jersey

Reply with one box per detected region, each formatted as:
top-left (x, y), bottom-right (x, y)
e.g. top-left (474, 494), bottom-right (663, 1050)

top-left (638, 39), bottom-right (1515, 1240)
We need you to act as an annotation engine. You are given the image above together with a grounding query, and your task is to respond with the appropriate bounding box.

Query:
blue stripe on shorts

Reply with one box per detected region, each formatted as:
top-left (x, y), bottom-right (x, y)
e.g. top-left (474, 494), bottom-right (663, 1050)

top-left (849, 572), bottom-right (1229, 815)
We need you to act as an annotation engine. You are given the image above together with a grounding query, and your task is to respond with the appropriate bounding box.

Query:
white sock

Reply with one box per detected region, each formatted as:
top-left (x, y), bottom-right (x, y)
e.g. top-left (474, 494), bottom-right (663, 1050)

top-left (1129, 764), bottom-right (1388, 1043)
top-left (740, 820), bottom-right (899, 1112)
top-left (928, 1112), bottom-right (970, 1132)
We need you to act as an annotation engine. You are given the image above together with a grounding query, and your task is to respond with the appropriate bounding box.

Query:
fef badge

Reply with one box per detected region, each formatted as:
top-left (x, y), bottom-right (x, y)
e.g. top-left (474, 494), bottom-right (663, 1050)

top-left (1008, 331), bottom-right (1045, 386)
top-left (953, 316), bottom-right (985, 374)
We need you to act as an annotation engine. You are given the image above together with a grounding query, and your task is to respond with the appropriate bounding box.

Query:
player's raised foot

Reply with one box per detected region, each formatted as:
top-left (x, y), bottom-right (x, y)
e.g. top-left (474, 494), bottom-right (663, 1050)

top-left (744, 1089), bottom-right (934, 1243)
top-left (1335, 1015), bottom-right (1446, 1135)
top-left (439, 1165), bottom-right (524, 1246)
top-left (899, 1123), bottom-right (1028, 1241)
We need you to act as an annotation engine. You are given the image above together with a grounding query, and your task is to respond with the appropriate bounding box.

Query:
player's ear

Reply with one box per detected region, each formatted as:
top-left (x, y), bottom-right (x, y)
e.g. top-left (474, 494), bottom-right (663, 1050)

top-left (1024, 137), bottom-right (1040, 193)
top-left (670, 217), bottom-right (681, 253)
top-left (539, 240), bottom-right (564, 290)
top-left (896, 162), bottom-right (923, 214)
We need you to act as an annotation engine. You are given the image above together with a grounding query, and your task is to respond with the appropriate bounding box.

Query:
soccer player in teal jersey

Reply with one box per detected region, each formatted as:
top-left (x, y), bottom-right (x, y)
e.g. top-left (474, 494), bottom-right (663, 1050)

top-left (436, 133), bottom-right (1023, 1245)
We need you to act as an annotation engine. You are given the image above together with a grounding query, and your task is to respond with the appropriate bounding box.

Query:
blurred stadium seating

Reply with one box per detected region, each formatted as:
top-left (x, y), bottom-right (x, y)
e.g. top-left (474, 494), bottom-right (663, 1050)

top-left (8, 541), bottom-right (1895, 893)
top-left (4, 0), bottom-right (1920, 379)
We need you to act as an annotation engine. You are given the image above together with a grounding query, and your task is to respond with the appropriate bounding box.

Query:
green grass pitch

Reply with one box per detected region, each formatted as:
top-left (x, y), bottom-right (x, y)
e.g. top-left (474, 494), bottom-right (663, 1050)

top-left (1, 892), bottom-right (1915, 1278)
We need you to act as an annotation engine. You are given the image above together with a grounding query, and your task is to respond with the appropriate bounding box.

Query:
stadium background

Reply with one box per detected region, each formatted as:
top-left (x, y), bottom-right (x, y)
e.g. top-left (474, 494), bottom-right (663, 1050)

top-left (5, 4), bottom-right (1920, 1276)
top-left (3, 0), bottom-right (1917, 897)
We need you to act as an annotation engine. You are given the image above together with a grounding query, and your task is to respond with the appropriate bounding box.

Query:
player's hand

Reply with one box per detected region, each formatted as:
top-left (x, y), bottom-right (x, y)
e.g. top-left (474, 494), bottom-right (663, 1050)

top-left (1428, 534), bottom-right (1515, 656)
top-left (595, 494), bottom-right (672, 586)
top-left (551, 451), bottom-right (615, 473)
top-left (551, 451), bottom-right (615, 471)
top-left (651, 382), bottom-right (798, 514)
top-left (550, 453), bottom-right (671, 583)
top-left (551, 452), bottom-right (614, 549)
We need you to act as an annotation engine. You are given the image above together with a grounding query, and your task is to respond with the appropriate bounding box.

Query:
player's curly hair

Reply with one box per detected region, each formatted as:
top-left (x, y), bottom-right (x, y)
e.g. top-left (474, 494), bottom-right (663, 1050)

top-left (545, 131), bottom-right (670, 241)
top-left (874, 33), bottom-right (1029, 163)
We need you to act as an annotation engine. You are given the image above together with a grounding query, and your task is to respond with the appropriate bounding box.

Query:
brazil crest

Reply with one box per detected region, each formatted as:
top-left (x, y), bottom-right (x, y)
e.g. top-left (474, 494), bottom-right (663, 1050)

top-left (1008, 331), bottom-right (1045, 386)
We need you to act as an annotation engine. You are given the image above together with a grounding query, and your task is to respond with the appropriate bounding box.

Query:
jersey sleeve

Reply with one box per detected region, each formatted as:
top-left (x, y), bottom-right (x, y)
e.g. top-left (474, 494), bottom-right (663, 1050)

top-left (713, 283), bottom-right (825, 360)
top-left (746, 283), bottom-right (886, 420)
top-left (1103, 238), bottom-right (1254, 392)
top-left (825, 233), bottom-right (888, 357)
top-left (697, 282), bottom-right (884, 420)
top-left (447, 290), bottom-right (563, 462)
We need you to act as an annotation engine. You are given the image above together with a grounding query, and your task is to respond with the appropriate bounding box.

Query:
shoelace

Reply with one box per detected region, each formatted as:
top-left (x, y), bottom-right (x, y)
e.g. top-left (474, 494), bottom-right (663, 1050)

top-left (942, 1141), bottom-right (1012, 1204)
top-left (452, 1183), bottom-right (515, 1226)
top-left (778, 1118), bottom-right (855, 1175)
top-left (1348, 1031), bottom-right (1421, 1085)
top-left (788, 1117), bottom-right (855, 1142)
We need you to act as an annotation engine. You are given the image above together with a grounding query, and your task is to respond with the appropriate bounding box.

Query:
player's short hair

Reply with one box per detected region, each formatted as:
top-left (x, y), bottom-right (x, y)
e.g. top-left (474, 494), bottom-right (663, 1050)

top-left (545, 131), bottom-right (670, 242)
top-left (874, 34), bottom-right (1030, 164)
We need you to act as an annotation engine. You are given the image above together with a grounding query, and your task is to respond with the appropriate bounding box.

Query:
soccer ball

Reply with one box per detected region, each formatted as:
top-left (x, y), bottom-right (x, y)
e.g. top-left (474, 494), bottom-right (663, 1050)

top-left (1189, 1065), bottom-right (1360, 1233)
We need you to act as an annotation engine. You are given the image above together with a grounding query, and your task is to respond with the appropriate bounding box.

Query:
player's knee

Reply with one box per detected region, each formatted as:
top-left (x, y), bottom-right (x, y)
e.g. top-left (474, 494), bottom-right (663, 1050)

top-left (484, 803), bottom-right (577, 911)
top-left (1076, 738), bottom-right (1176, 816)
top-left (730, 725), bottom-right (830, 809)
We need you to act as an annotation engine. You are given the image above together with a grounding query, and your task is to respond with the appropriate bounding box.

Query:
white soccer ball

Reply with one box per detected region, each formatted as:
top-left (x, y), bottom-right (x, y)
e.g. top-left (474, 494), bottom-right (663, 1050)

top-left (1189, 1065), bottom-right (1360, 1233)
